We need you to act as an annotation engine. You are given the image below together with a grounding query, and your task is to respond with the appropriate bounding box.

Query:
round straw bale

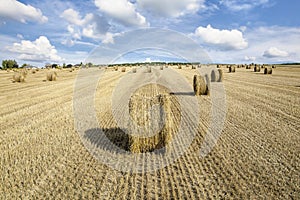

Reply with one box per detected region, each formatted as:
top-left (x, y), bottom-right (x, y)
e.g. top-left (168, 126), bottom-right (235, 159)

top-left (193, 75), bottom-right (208, 95)
top-left (121, 67), bottom-right (126, 72)
top-left (254, 66), bottom-right (261, 72)
top-left (12, 73), bottom-right (25, 83)
top-left (264, 68), bottom-right (272, 74)
top-left (229, 66), bottom-right (236, 73)
top-left (47, 71), bottom-right (57, 81)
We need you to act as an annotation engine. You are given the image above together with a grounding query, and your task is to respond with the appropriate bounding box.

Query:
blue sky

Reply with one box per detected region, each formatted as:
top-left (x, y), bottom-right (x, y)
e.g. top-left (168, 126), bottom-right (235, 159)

top-left (0, 0), bottom-right (299, 66)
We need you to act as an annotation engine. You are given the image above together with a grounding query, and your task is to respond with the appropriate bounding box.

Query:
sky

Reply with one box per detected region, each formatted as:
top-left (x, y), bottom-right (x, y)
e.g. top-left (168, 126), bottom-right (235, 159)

top-left (0, 0), bottom-right (299, 66)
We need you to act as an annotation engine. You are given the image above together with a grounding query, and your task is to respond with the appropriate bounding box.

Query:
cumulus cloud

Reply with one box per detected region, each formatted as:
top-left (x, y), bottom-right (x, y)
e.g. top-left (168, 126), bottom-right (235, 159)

top-left (263, 47), bottom-right (288, 58)
top-left (7, 36), bottom-right (63, 62)
top-left (220, 0), bottom-right (269, 11)
top-left (137, 0), bottom-right (205, 17)
top-left (60, 8), bottom-right (85, 26)
top-left (194, 24), bottom-right (248, 50)
top-left (94, 0), bottom-right (148, 27)
top-left (0, 0), bottom-right (47, 23)
top-left (61, 8), bottom-right (111, 43)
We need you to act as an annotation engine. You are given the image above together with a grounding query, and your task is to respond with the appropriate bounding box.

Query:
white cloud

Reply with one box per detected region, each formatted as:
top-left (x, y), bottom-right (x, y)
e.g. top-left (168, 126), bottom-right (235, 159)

top-left (61, 38), bottom-right (75, 47)
top-left (137, 0), bottom-right (205, 17)
top-left (0, 0), bottom-right (48, 23)
top-left (202, 26), bottom-right (300, 64)
top-left (263, 47), bottom-right (288, 58)
top-left (61, 8), bottom-right (111, 43)
top-left (101, 32), bottom-right (116, 44)
top-left (244, 26), bottom-right (300, 62)
top-left (220, 0), bottom-right (269, 11)
top-left (60, 8), bottom-right (85, 26)
top-left (193, 24), bottom-right (248, 50)
top-left (7, 36), bottom-right (63, 62)
top-left (244, 56), bottom-right (256, 61)
top-left (94, 0), bottom-right (148, 27)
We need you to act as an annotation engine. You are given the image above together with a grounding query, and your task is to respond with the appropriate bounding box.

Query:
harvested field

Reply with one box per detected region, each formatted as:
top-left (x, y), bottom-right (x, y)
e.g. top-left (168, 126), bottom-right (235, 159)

top-left (0, 66), bottom-right (299, 199)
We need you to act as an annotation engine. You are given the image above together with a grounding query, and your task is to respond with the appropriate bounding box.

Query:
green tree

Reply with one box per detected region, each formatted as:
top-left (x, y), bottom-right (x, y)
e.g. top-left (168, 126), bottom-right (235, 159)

top-left (2, 60), bottom-right (18, 70)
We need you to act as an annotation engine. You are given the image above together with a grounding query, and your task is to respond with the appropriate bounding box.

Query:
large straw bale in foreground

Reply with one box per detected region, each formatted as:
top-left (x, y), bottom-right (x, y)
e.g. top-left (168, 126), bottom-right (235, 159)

top-left (128, 94), bottom-right (172, 153)
top-left (193, 75), bottom-right (209, 96)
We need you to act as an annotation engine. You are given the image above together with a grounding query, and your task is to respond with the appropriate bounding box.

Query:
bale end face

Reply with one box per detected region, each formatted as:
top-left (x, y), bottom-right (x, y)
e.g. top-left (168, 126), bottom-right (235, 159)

top-left (121, 68), bottom-right (126, 72)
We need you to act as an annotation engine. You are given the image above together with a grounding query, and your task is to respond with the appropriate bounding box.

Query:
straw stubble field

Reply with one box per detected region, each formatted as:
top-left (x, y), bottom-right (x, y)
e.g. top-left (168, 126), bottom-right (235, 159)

top-left (0, 66), bottom-right (299, 199)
